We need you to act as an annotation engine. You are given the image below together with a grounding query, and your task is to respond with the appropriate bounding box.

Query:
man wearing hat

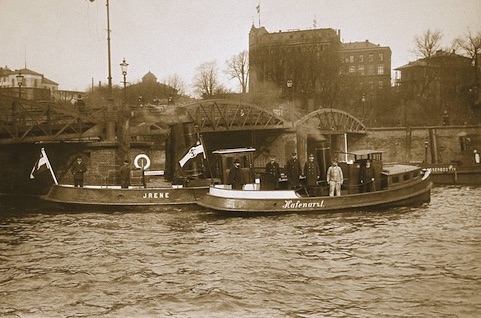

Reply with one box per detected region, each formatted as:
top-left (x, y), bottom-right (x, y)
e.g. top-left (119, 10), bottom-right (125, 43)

top-left (71, 156), bottom-right (87, 187)
top-left (119, 159), bottom-right (131, 189)
top-left (285, 152), bottom-right (302, 190)
top-left (265, 155), bottom-right (280, 189)
top-left (228, 158), bottom-right (246, 190)
top-left (304, 154), bottom-right (320, 195)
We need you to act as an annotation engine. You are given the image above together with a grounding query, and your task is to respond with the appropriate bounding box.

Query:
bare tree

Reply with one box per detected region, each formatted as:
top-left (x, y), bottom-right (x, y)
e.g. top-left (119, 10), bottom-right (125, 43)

top-left (225, 50), bottom-right (249, 93)
top-left (414, 29), bottom-right (444, 58)
top-left (455, 30), bottom-right (481, 63)
top-left (193, 61), bottom-right (221, 99)
top-left (164, 74), bottom-right (186, 97)
top-left (455, 30), bottom-right (481, 107)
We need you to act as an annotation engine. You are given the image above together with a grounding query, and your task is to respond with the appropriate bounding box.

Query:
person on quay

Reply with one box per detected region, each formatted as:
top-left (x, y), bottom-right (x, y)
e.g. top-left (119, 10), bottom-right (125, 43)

top-left (474, 150), bottom-right (480, 164)
top-left (228, 158), bottom-right (246, 190)
top-left (71, 157), bottom-right (87, 187)
top-left (119, 160), bottom-right (131, 189)
top-left (303, 154), bottom-right (320, 195)
top-left (285, 152), bottom-right (302, 190)
top-left (326, 160), bottom-right (343, 196)
top-left (359, 160), bottom-right (375, 193)
top-left (265, 155), bottom-right (281, 189)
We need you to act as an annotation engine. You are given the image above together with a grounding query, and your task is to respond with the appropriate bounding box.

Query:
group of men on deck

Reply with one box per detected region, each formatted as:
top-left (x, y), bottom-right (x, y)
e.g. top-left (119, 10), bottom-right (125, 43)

top-left (262, 152), bottom-right (375, 196)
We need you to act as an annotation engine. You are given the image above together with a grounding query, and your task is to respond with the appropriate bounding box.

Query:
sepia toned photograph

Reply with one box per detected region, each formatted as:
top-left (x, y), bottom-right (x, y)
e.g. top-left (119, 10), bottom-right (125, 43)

top-left (1, 0), bottom-right (480, 317)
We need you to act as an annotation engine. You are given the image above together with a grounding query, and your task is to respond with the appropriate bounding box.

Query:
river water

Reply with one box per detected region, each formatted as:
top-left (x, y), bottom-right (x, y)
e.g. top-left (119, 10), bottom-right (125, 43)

top-left (0, 185), bottom-right (480, 318)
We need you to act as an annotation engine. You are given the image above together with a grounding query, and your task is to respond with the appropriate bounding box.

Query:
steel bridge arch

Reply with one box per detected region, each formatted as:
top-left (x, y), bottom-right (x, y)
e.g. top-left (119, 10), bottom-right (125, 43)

top-left (295, 108), bottom-right (366, 134)
top-left (177, 99), bottom-right (292, 132)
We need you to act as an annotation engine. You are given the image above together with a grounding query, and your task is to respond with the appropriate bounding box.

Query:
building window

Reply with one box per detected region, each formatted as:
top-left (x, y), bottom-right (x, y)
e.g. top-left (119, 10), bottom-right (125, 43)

top-left (349, 55), bottom-right (354, 63)
top-left (359, 54), bottom-right (364, 62)
top-left (358, 65), bottom-right (365, 75)
top-left (367, 65), bottom-right (375, 75)
top-left (348, 66), bottom-right (356, 74)
top-left (369, 82), bottom-right (374, 90)
top-left (378, 81), bottom-right (384, 89)
top-left (377, 65), bottom-right (384, 75)
top-left (368, 54), bottom-right (374, 62)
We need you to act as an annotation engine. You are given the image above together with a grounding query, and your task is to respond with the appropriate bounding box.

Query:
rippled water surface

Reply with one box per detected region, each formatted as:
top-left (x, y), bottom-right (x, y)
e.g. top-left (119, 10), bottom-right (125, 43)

top-left (1, 186), bottom-right (480, 317)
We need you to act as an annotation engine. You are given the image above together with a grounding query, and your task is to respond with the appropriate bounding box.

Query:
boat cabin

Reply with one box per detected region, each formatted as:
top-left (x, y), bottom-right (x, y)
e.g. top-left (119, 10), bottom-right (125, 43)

top-left (338, 150), bottom-right (384, 194)
top-left (211, 148), bottom-right (256, 185)
top-left (340, 150), bottom-right (423, 193)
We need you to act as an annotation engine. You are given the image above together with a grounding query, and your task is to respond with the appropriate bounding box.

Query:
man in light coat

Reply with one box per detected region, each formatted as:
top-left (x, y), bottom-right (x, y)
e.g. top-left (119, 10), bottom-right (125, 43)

top-left (326, 160), bottom-right (343, 196)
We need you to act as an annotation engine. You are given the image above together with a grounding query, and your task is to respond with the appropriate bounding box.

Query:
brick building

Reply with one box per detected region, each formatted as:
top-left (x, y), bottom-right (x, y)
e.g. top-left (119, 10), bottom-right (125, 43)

top-left (248, 26), bottom-right (392, 113)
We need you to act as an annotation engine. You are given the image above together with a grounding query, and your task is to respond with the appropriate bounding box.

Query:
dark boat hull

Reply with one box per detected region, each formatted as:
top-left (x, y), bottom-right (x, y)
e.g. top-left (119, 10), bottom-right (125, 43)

top-left (198, 178), bottom-right (433, 214)
top-left (41, 184), bottom-right (208, 210)
top-left (423, 164), bottom-right (481, 185)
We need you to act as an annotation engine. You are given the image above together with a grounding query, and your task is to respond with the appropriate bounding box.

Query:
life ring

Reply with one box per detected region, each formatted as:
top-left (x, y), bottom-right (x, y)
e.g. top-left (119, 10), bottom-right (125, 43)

top-left (134, 154), bottom-right (151, 170)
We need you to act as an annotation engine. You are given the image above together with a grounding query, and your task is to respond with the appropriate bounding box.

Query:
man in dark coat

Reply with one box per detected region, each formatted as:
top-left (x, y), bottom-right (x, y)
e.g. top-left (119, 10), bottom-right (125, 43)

top-left (228, 159), bottom-right (246, 190)
top-left (359, 160), bottom-right (375, 192)
top-left (118, 160), bottom-right (131, 189)
top-left (71, 157), bottom-right (87, 187)
top-left (265, 155), bottom-right (280, 189)
top-left (304, 154), bottom-right (320, 188)
top-left (285, 152), bottom-right (302, 189)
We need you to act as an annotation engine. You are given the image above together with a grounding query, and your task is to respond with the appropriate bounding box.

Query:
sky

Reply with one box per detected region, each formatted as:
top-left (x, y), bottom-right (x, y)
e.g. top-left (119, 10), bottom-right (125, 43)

top-left (1, 0), bottom-right (480, 95)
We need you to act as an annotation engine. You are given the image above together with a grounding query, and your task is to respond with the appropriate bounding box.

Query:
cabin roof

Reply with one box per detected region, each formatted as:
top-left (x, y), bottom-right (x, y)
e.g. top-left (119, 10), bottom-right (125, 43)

top-left (346, 150), bottom-right (383, 156)
top-left (212, 147), bottom-right (256, 155)
top-left (382, 164), bottom-right (419, 175)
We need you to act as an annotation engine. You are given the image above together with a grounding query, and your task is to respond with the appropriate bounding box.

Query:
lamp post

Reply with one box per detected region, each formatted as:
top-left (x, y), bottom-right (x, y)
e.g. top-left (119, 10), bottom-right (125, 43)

top-left (287, 79), bottom-right (293, 103)
top-left (16, 72), bottom-right (24, 98)
top-left (120, 58), bottom-right (128, 103)
top-left (361, 93), bottom-right (366, 121)
top-left (89, 0), bottom-right (114, 140)
top-left (119, 58), bottom-right (130, 161)
top-left (424, 141), bottom-right (429, 164)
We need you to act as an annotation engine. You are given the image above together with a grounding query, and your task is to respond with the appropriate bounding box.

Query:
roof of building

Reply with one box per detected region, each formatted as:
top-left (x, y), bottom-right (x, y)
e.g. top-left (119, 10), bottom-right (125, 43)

top-left (341, 40), bottom-right (389, 50)
top-left (142, 71), bottom-right (158, 83)
top-left (395, 50), bottom-right (471, 70)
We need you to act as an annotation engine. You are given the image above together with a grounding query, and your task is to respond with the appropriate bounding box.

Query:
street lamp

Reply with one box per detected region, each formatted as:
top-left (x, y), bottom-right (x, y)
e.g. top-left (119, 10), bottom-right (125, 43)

top-left (120, 58), bottom-right (129, 103)
top-left (16, 72), bottom-right (24, 98)
top-left (424, 141), bottom-right (429, 164)
top-left (89, 0), bottom-right (115, 140)
top-left (287, 79), bottom-right (293, 103)
top-left (361, 93), bottom-right (366, 121)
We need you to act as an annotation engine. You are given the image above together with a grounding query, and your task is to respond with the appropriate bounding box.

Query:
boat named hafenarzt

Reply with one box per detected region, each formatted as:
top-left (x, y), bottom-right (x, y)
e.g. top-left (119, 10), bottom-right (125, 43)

top-left (283, 200), bottom-right (325, 209)
top-left (198, 149), bottom-right (433, 214)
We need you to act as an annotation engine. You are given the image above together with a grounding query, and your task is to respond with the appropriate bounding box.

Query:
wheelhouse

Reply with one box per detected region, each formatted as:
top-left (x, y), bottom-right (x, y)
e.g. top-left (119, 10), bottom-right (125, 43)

top-left (211, 148), bottom-right (256, 184)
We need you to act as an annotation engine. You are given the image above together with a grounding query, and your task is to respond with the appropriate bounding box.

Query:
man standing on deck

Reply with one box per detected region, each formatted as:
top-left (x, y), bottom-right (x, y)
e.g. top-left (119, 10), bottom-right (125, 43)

top-left (228, 159), bottom-right (246, 190)
top-left (285, 152), bottom-right (302, 190)
top-left (359, 160), bottom-right (375, 192)
top-left (265, 155), bottom-right (281, 189)
top-left (71, 157), bottom-right (87, 187)
top-left (304, 154), bottom-right (320, 195)
top-left (326, 160), bottom-right (343, 196)
top-left (119, 160), bottom-right (131, 189)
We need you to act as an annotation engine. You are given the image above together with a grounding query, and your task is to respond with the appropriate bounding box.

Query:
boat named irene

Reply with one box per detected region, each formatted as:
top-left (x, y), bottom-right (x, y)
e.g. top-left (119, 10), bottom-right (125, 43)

top-left (43, 183), bottom-right (209, 209)
top-left (39, 144), bottom-right (213, 209)
top-left (198, 149), bottom-right (433, 214)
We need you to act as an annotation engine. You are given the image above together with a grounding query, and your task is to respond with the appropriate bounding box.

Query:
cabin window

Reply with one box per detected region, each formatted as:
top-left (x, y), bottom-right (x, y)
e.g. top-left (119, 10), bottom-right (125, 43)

top-left (391, 176), bottom-right (400, 184)
top-left (403, 173), bottom-right (411, 181)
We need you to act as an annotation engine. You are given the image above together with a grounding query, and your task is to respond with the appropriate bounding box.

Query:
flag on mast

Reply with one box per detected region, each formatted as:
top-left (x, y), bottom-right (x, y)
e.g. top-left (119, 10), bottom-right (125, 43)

top-left (30, 147), bottom-right (58, 184)
top-left (179, 141), bottom-right (206, 167)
